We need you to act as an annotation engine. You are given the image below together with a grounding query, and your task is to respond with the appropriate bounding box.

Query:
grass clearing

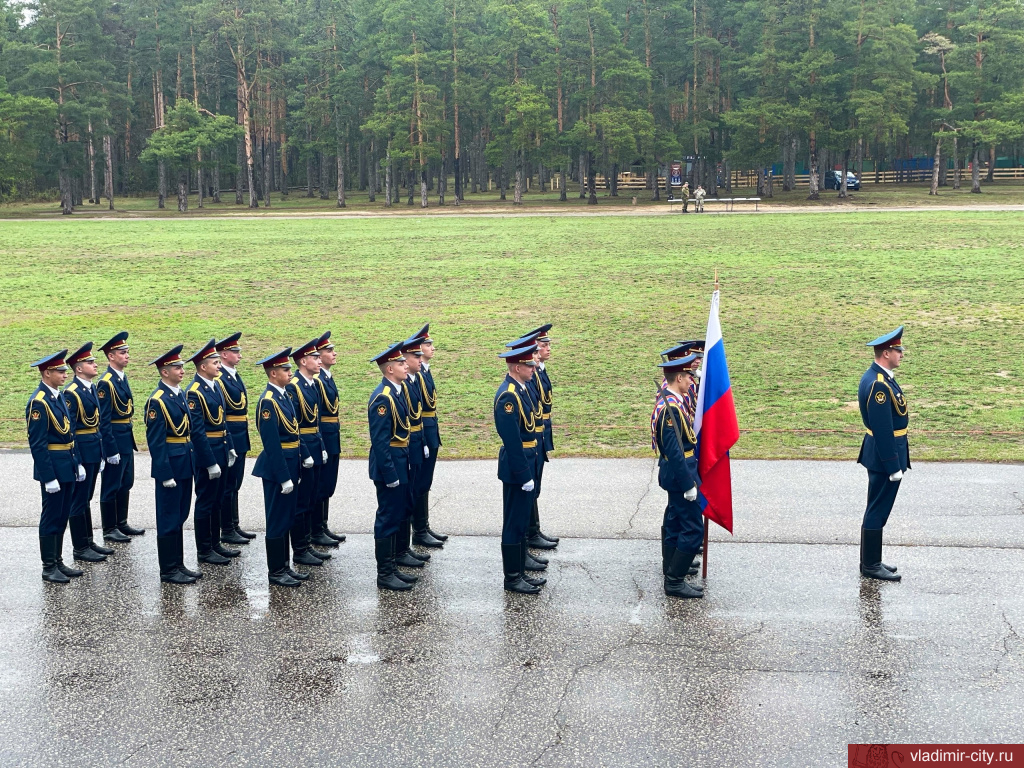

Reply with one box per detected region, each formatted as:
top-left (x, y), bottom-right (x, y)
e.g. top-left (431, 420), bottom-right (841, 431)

top-left (1, 210), bottom-right (1022, 460)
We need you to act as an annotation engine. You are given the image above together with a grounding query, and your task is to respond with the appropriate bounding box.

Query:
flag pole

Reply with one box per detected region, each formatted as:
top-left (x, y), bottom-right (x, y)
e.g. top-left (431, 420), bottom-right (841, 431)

top-left (702, 269), bottom-right (718, 580)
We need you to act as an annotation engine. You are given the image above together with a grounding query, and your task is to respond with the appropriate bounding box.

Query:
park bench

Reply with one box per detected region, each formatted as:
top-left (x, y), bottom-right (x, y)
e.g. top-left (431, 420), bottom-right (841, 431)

top-left (701, 197), bottom-right (762, 211)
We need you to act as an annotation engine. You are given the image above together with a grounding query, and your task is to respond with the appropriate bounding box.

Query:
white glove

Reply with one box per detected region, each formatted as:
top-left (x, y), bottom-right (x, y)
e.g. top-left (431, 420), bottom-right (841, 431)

top-left (76, 464), bottom-right (86, 482)
top-left (99, 459), bottom-right (106, 473)
top-left (424, 446), bottom-right (430, 458)
top-left (281, 480), bottom-right (294, 495)
top-left (386, 479), bottom-right (400, 488)
top-left (303, 456), bottom-right (314, 468)
top-left (108, 453), bottom-right (120, 465)
top-left (227, 449), bottom-right (238, 468)
top-left (322, 450), bottom-right (328, 463)
top-left (889, 470), bottom-right (903, 482)
top-left (162, 479), bottom-right (177, 488)
top-left (44, 479), bottom-right (61, 494)
top-left (684, 486), bottom-right (698, 502)
top-left (208, 464), bottom-right (222, 479)
top-left (522, 479), bottom-right (535, 492)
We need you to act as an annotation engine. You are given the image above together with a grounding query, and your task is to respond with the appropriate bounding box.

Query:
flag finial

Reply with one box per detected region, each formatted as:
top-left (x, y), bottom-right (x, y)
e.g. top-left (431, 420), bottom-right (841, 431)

top-left (713, 268), bottom-right (719, 292)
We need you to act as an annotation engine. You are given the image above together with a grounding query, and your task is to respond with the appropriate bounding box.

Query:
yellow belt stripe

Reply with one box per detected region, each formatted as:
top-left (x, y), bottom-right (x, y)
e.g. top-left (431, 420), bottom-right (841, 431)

top-left (522, 440), bottom-right (537, 449)
top-left (865, 428), bottom-right (908, 437)
top-left (389, 439), bottom-right (410, 448)
top-left (166, 437), bottom-right (191, 444)
top-left (409, 424), bottom-right (423, 432)
top-left (320, 416), bottom-right (339, 423)
top-left (280, 441), bottom-right (299, 450)
top-left (48, 442), bottom-right (75, 451)
top-left (111, 418), bottom-right (131, 424)
top-left (299, 427), bottom-right (319, 435)
top-left (76, 427), bottom-right (99, 435)
top-left (421, 411), bottom-right (437, 417)
top-left (684, 449), bottom-right (694, 458)
top-left (205, 430), bottom-right (226, 438)
top-left (225, 415), bottom-right (248, 422)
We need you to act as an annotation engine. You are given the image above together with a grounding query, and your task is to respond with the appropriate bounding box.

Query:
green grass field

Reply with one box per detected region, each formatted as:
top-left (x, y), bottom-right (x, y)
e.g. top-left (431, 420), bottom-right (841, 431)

top-left (1, 210), bottom-right (1022, 460)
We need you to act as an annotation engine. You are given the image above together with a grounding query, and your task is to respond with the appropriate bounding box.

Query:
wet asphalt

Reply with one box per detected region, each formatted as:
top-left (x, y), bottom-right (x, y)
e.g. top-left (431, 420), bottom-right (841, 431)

top-left (2, 455), bottom-right (1023, 765)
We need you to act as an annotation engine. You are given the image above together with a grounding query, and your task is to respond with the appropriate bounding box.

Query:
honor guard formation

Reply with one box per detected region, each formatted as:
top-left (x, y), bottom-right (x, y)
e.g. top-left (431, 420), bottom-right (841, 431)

top-left (26, 324), bottom-right (910, 594)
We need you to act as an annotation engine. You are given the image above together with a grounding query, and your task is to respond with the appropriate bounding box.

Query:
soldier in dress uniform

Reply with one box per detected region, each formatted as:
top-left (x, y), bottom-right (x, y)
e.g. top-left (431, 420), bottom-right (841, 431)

top-left (395, 334), bottom-right (431, 569)
top-left (28, 350), bottom-right (86, 583)
top-left (411, 324), bottom-right (447, 548)
top-left (252, 349), bottom-right (305, 588)
top-left (367, 342), bottom-right (417, 591)
top-left (652, 352), bottom-right (704, 598)
top-left (63, 343), bottom-right (115, 563)
top-left (216, 333), bottom-right (256, 546)
top-left (96, 332), bottom-right (143, 542)
top-left (857, 326), bottom-right (909, 582)
top-left (145, 346), bottom-right (202, 584)
top-left (186, 339), bottom-right (240, 566)
top-left (288, 339), bottom-right (332, 567)
top-left (312, 331), bottom-right (345, 548)
top-left (659, 340), bottom-right (704, 418)
top-left (494, 343), bottom-right (547, 595)
top-left (526, 325), bottom-right (559, 551)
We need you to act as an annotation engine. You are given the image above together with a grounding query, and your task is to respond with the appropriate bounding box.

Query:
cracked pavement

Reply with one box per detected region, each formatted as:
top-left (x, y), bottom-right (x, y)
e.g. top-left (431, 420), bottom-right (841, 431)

top-left (1, 454), bottom-right (1024, 765)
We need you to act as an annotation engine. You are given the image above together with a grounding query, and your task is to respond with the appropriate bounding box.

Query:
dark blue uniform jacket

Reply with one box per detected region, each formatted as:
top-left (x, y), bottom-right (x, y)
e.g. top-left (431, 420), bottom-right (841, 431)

top-left (857, 362), bottom-right (911, 475)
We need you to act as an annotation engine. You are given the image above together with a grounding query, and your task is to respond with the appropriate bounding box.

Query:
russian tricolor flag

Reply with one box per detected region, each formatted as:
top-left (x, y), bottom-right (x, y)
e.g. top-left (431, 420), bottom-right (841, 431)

top-left (693, 290), bottom-right (740, 533)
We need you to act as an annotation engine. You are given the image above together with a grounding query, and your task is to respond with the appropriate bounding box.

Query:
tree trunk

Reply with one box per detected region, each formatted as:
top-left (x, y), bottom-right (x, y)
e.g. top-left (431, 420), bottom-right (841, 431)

top-left (953, 137), bottom-right (961, 189)
top-left (384, 146), bottom-right (393, 207)
top-left (610, 162), bottom-right (619, 196)
top-left (177, 171), bottom-right (188, 212)
top-left (235, 137), bottom-right (245, 204)
top-left (971, 144), bottom-right (981, 193)
top-left (578, 152), bottom-right (587, 198)
top-left (319, 152), bottom-right (329, 199)
top-left (724, 158), bottom-right (731, 193)
top-left (197, 165), bottom-right (204, 208)
top-left (513, 150), bottom-right (524, 204)
top-left (986, 145), bottom-right (995, 182)
top-left (158, 161), bottom-right (167, 208)
top-left (587, 151), bottom-right (598, 205)
top-left (369, 140), bottom-right (377, 202)
top-left (420, 169), bottom-right (428, 208)
top-left (560, 159), bottom-right (568, 202)
top-left (87, 124), bottom-right (97, 203)
top-left (807, 136), bottom-right (820, 200)
top-left (783, 136), bottom-right (796, 191)
top-left (838, 148), bottom-right (850, 198)
top-left (337, 153), bottom-right (346, 208)
top-left (930, 135), bottom-right (942, 195)
top-left (213, 158), bottom-right (221, 203)
top-left (103, 133), bottom-right (114, 210)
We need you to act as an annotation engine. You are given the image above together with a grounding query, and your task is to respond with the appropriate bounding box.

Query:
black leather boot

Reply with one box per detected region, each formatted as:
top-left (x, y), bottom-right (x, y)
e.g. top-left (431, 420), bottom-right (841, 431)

top-left (40, 535), bottom-right (70, 583)
top-left (196, 517), bottom-right (230, 565)
top-left (267, 537), bottom-right (301, 587)
top-left (502, 542), bottom-right (540, 594)
top-left (395, 519), bottom-right (426, 567)
top-left (521, 541), bottom-right (546, 587)
top-left (860, 527), bottom-right (901, 581)
top-left (376, 537), bottom-right (413, 591)
top-left (323, 499), bottom-right (346, 542)
top-left (221, 493), bottom-right (249, 545)
top-left (421, 492), bottom-right (447, 541)
top-left (101, 500), bottom-right (130, 542)
top-left (158, 535), bottom-right (196, 584)
top-left (532, 500), bottom-right (559, 545)
top-left (661, 526), bottom-right (670, 576)
top-left (305, 509), bottom-right (332, 559)
top-left (412, 495), bottom-right (444, 548)
top-left (311, 501), bottom-right (340, 547)
top-left (281, 538), bottom-right (308, 580)
top-left (117, 490), bottom-right (145, 536)
top-left (233, 493), bottom-right (256, 539)
top-left (86, 506), bottom-right (114, 555)
top-left (291, 521), bottom-right (323, 566)
top-left (70, 515), bottom-right (106, 562)
top-left (176, 529), bottom-right (203, 579)
top-left (665, 550), bottom-right (703, 598)
top-left (211, 513), bottom-right (241, 558)
top-left (55, 529), bottom-right (84, 577)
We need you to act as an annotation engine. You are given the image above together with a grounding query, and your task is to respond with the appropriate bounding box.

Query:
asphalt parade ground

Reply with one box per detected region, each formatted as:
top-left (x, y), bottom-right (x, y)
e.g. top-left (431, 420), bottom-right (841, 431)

top-left (1, 454), bottom-right (1023, 765)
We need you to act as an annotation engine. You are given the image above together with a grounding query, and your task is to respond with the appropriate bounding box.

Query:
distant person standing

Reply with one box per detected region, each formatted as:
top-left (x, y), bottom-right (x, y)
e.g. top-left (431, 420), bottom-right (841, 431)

top-left (694, 184), bottom-right (706, 212)
top-left (412, 324), bottom-right (447, 548)
top-left (680, 182), bottom-right (690, 213)
top-left (857, 326), bottom-right (909, 582)
top-left (215, 333), bottom-right (255, 547)
top-left (313, 331), bottom-right (345, 548)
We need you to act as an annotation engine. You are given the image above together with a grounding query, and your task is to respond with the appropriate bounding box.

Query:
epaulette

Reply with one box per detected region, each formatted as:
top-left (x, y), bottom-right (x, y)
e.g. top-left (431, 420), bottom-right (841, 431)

top-left (66, 383), bottom-right (78, 393)
top-left (263, 391), bottom-right (274, 401)
top-left (876, 373), bottom-right (885, 382)
top-left (34, 391), bottom-right (45, 402)
top-left (382, 385), bottom-right (391, 396)
top-left (101, 372), bottom-right (112, 382)
top-left (506, 383), bottom-right (516, 393)
top-left (152, 389), bottom-right (164, 399)
top-left (189, 382), bottom-right (201, 392)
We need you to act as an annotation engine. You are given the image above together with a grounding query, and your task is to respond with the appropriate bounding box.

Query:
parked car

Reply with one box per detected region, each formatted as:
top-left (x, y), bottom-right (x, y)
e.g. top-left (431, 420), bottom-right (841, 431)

top-left (823, 170), bottom-right (861, 191)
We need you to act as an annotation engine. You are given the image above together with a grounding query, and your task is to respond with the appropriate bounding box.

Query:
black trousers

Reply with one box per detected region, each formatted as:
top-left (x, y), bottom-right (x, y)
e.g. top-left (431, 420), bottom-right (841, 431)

top-left (39, 481), bottom-right (74, 536)
top-left (70, 461), bottom-right (100, 518)
top-left (663, 491), bottom-right (703, 553)
top-left (193, 467), bottom-right (225, 527)
top-left (501, 483), bottom-right (534, 545)
top-left (374, 481), bottom-right (408, 539)
top-left (263, 479), bottom-right (297, 539)
top-left (318, 453), bottom-right (340, 502)
top-left (155, 475), bottom-right (193, 537)
top-left (863, 470), bottom-right (901, 529)
top-left (99, 447), bottom-right (134, 502)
